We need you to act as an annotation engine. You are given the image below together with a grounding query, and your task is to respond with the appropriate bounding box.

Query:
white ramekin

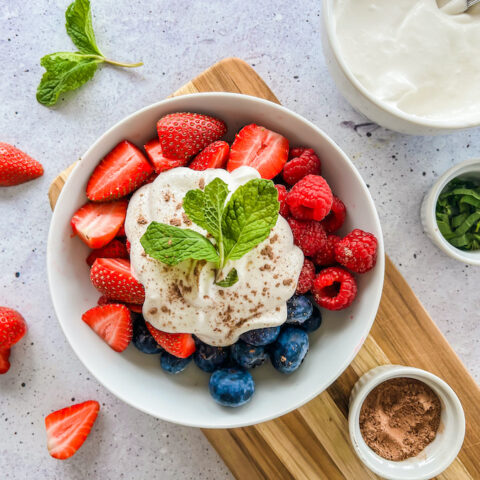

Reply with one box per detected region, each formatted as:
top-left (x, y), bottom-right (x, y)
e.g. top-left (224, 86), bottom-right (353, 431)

top-left (349, 365), bottom-right (465, 480)
top-left (421, 158), bottom-right (480, 266)
top-left (321, 0), bottom-right (480, 135)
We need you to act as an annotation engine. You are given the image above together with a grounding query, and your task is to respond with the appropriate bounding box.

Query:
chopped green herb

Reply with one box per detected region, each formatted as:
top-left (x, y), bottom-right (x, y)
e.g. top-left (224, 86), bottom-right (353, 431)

top-left (436, 177), bottom-right (480, 251)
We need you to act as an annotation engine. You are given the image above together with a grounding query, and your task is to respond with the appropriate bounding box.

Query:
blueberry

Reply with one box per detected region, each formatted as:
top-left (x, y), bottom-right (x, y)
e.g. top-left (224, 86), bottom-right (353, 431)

top-left (287, 295), bottom-right (313, 324)
top-left (160, 352), bottom-right (192, 374)
top-left (193, 341), bottom-right (229, 373)
top-left (270, 327), bottom-right (309, 374)
top-left (132, 319), bottom-right (164, 354)
top-left (209, 368), bottom-right (255, 407)
top-left (300, 310), bottom-right (323, 333)
top-left (240, 326), bottom-right (280, 346)
top-left (231, 341), bottom-right (268, 369)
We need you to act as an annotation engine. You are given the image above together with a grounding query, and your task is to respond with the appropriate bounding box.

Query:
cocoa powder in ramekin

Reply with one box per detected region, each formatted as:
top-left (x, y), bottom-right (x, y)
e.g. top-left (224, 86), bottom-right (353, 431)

top-left (359, 377), bottom-right (441, 461)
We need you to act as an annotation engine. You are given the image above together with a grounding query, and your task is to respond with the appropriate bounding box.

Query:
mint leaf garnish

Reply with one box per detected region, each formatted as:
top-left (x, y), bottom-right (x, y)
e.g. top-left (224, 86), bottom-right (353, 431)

top-left (65, 0), bottom-right (101, 55)
top-left (37, 0), bottom-right (143, 107)
top-left (141, 177), bottom-right (279, 287)
top-left (222, 179), bottom-right (279, 262)
top-left (215, 268), bottom-right (239, 287)
top-left (140, 222), bottom-right (219, 266)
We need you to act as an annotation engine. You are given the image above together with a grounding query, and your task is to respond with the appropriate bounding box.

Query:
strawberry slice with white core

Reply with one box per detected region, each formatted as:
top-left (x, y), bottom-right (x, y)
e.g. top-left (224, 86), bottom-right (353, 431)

top-left (146, 322), bottom-right (195, 358)
top-left (71, 200), bottom-right (127, 249)
top-left (144, 138), bottom-right (187, 173)
top-left (86, 140), bottom-right (153, 202)
top-left (82, 304), bottom-right (133, 352)
top-left (227, 124), bottom-right (289, 179)
top-left (90, 258), bottom-right (145, 304)
top-left (45, 400), bottom-right (100, 460)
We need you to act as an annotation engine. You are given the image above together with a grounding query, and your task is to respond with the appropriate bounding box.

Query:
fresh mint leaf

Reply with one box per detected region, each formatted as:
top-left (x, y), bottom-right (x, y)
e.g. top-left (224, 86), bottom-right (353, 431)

top-left (36, 53), bottom-right (99, 106)
top-left (65, 0), bottom-right (101, 55)
top-left (215, 268), bottom-right (238, 287)
top-left (222, 179), bottom-right (279, 262)
top-left (140, 222), bottom-right (219, 266)
top-left (183, 189), bottom-right (207, 230)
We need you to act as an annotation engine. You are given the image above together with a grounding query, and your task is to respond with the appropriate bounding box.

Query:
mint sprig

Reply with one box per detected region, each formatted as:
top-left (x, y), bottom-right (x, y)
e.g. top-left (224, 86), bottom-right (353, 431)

top-left (37, 0), bottom-right (143, 107)
top-left (141, 178), bottom-right (280, 287)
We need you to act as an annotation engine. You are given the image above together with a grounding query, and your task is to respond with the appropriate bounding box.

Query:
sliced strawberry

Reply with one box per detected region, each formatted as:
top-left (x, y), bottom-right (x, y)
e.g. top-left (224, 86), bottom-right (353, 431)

top-left (90, 258), bottom-right (145, 304)
top-left (146, 322), bottom-right (195, 358)
top-left (157, 112), bottom-right (227, 160)
top-left (71, 200), bottom-right (127, 249)
top-left (86, 239), bottom-right (129, 266)
top-left (86, 140), bottom-right (153, 202)
top-left (189, 141), bottom-right (230, 171)
top-left (144, 138), bottom-right (187, 173)
top-left (0, 307), bottom-right (27, 349)
top-left (116, 223), bottom-right (126, 238)
top-left (227, 124), bottom-right (289, 179)
top-left (0, 347), bottom-right (11, 374)
top-left (127, 303), bottom-right (143, 313)
top-left (125, 240), bottom-right (131, 254)
top-left (97, 295), bottom-right (143, 314)
top-left (82, 304), bottom-right (132, 352)
top-left (45, 400), bottom-right (100, 460)
top-left (0, 142), bottom-right (44, 186)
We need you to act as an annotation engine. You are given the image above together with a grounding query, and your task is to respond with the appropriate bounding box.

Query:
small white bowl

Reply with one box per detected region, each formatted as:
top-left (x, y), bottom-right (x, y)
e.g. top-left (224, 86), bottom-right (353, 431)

top-left (47, 92), bottom-right (384, 428)
top-left (349, 365), bottom-right (465, 480)
top-left (421, 158), bottom-right (480, 266)
top-left (321, 0), bottom-right (480, 135)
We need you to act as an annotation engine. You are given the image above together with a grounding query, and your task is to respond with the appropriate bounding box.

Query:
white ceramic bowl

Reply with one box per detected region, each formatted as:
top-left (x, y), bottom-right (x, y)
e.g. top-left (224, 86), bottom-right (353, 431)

top-left (421, 158), bottom-right (480, 266)
top-left (47, 92), bottom-right (384, 428)
top-left (321, 0), bottom-right (480, 135)
top-left (349, 365), bottom-right (465, 480)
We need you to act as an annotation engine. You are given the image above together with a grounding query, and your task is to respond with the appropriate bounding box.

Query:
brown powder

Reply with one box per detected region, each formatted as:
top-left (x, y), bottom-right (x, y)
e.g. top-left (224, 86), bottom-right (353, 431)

top-left (359, 378), bottom-right (441, 461)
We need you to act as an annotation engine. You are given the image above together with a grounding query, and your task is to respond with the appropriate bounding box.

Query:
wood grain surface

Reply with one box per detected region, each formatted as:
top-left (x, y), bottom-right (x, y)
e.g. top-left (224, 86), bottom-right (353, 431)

top-left (49, 57), bottom-right (480, 479)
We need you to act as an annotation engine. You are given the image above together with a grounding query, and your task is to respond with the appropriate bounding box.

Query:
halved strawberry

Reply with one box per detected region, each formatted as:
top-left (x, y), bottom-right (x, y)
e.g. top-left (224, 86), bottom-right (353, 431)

top-left (0, 347), bottom-right (11, 374)
top-left (82, 304), bottom-right (132, 352)
top-left (0, 142), bottom-right (44, 186)
top-left (45, 400), bottom-right (100, 460)
top-left (0, 307), bottom-right (27, 349)
top-left (157, 112), bottom-right (227, 160)
top-left (144, 138), bottom-right (187, 173)
top-left (86, 140), bottom-right (153, 202)
top-left (146, 322), bottom-right (195, 358)
top-left (71, 200), bottom-right (127, 249)
top-left (227, 124), bottom-right (289, 179)
top-left (189, 140), bottom-right (230, 171)
top-left (86, 239), bottom-right (129, 266)
top-left (90, 258), bottom-right (145, 304)
top-left (97, 295), bottom-right (143, 314)
top-left (116, 223), bottom-right (126, 238)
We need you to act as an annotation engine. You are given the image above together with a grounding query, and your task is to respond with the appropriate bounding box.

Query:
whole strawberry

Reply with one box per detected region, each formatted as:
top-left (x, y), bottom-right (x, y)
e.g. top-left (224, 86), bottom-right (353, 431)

top-left (335, 229), bottom-right (378, 273)
top-left (0, 142), bottom-right (43, 186)
top-left (0, 307), bottom-right (27, 348)
top-left (157, 113), bottom-right (227, 160)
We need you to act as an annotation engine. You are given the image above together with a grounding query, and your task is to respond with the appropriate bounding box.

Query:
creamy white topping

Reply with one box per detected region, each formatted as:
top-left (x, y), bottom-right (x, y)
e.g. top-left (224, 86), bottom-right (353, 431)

top-left (125, 167), bottom-right (304, 346)
top-left (334, 0), bottom-right (480, 122)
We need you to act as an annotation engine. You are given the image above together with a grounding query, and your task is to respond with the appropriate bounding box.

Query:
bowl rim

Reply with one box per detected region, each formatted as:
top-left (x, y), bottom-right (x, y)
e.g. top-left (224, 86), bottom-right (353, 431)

top-left (47, 92), bottom-right (385, 428)
top-left (322, 0), bottom-right (480, 131)
top-left (421, 158), bottom-right (480, 266)
top-left (348, 365), bottom-right (465, 480)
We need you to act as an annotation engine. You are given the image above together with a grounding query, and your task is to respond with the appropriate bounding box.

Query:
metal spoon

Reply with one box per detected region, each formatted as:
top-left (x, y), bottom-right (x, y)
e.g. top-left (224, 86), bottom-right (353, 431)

top-left (441, 0), bottom-right (480, 14)
top-left (467, 0), bottom-right (480, 9)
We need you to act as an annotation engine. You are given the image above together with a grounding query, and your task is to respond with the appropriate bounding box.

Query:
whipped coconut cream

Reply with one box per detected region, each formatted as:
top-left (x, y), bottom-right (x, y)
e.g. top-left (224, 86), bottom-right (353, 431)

top-left (125, 166), bottom-right (304, 346)
top-left (333, 0), bottom-right (480, 122)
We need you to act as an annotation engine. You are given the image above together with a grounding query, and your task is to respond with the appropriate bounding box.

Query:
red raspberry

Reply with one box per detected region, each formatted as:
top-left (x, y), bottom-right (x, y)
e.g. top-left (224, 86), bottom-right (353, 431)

top-left (287, 217), bottom-right (327, 257)
top-left (282, 148), bottom-right (321, 186)
top-left (286, 175), bottom-right (333, 222)
top-left (335, 229), bottom-right (378, 273)
top-left (321, 196), bottom-right (346, 233)
top-left (312, 267), bottom-right (357, 311)
top-left (313, 234), bottom-right (341, 267)
top-left (275, 184), bottom-right (290, 218)
top-left (296, 259), bottom-right (316, 294)
top-left (289, 147), bottom-right (307, 159)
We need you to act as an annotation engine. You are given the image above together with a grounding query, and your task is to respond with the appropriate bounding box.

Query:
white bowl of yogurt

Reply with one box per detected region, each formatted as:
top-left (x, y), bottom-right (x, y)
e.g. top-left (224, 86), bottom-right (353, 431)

top-left (47, 92), bottom-right (384, 428)
top-left (322, 0), bottom-right (480, 135)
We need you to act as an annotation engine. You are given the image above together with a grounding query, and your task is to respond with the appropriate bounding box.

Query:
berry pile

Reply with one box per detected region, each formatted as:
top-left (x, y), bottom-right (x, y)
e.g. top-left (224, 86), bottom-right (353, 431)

top-left (276, 146), bottom-right (378, 310)
top-left (69, 111), bottom-right (378, 409)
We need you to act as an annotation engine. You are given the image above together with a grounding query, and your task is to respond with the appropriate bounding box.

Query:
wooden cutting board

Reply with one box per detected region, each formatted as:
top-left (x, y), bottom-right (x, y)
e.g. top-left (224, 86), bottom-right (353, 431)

top-left (49, 58), bottom-right (480, 479)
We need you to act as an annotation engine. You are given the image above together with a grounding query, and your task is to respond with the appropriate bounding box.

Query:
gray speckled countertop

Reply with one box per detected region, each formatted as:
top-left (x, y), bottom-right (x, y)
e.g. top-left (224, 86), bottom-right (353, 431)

top-left (1, 1), bottom-right (479, 478)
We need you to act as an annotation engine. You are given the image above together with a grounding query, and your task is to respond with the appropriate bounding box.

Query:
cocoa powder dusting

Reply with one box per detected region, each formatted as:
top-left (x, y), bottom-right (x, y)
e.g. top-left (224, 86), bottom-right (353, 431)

top-left (359, 378), bottom-right (441, 461)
